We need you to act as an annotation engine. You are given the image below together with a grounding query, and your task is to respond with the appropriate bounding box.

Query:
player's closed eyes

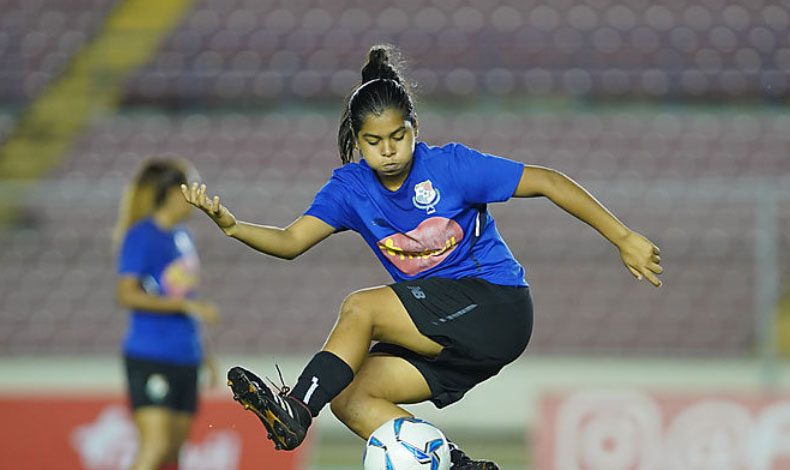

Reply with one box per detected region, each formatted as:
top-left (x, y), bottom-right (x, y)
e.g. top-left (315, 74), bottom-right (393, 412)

top-left (365, 130), bottom-right (406, 145)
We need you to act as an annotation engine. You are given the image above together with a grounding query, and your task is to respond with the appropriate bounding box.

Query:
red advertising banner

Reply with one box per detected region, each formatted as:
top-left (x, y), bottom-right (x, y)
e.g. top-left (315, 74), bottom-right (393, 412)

top-left (536, 390), bottom-right (790, 470)
top-left (0, 394), bottom-right (311, 470)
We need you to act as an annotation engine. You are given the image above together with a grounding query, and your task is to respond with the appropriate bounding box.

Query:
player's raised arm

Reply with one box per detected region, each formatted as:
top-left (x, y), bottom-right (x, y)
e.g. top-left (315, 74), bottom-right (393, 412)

top-left (513, 165), bottom-right (663, 287)
top-left (182, 181), bottom-right (335, 260)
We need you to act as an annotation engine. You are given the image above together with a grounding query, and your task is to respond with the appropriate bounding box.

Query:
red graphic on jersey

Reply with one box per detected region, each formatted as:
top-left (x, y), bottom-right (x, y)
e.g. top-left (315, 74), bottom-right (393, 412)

top-left (377, 217), bottom-right (464, 276)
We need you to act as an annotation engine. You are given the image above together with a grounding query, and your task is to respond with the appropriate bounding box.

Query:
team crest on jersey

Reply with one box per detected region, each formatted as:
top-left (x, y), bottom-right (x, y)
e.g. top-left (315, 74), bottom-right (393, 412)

top-left (412, 180), bottom-right (440, 214)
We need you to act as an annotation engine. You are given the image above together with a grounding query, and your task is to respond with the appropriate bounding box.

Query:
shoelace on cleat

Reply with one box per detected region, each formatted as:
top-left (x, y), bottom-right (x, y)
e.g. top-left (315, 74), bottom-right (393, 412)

top-left (265, 363), bottom-right (291, 397)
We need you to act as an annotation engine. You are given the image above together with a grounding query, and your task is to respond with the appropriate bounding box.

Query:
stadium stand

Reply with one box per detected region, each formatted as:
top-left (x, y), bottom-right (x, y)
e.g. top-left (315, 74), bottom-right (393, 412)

top-left (123, 0), bottom-right (790, 104)
top-left (1, 109), bottom-right (787, 355)
top-left (0, 0), bottom-right (118, 106)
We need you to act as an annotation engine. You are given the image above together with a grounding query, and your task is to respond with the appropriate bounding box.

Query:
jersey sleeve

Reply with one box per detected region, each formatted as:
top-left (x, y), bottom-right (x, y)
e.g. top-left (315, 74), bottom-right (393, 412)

top-left (117, 227), bottom-right (148, 277)
top-left (451, 143), bottom-right (525, 204)
top-left (303, 174), bottom-right (353, 231)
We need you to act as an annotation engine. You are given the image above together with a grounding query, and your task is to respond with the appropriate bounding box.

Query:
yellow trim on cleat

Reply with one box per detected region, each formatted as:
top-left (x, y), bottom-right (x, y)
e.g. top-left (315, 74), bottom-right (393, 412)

top-left (237, 398), bottom-right (295, 449)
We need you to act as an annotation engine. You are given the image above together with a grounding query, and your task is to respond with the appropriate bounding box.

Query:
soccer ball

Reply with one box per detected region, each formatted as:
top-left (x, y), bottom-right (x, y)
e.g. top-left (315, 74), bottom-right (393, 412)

top-left (363, 417), bottom-right (451, 470)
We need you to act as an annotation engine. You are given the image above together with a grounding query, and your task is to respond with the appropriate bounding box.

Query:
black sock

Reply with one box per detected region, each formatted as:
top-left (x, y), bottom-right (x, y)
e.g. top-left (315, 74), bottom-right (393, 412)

top-left (288, 351), bottom-right (354, 417)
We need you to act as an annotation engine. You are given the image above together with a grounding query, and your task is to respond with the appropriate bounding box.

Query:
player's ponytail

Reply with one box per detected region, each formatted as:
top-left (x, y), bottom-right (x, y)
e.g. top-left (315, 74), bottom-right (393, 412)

top-left (112, 157), bottom-right (190, 250)
top-left (337, 44), bottom-right (417, 165)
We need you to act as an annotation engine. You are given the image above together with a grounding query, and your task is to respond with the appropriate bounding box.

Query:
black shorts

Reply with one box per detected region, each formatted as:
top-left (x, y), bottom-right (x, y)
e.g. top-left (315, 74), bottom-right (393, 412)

top-left (124, 356), bottom-right (199, 413)
top-left (372, 277), bottom-right (533, 408)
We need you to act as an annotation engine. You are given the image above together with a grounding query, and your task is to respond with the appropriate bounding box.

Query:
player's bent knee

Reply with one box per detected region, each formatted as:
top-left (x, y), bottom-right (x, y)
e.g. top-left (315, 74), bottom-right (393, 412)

top-left (329, 394), bottom-right (349, 421)
top-left (330, 386), bottom-right (369, 427)
top-left (330, 385), bottom-right (357, 417)
top-left (338, 291), bottom-right (376, 326)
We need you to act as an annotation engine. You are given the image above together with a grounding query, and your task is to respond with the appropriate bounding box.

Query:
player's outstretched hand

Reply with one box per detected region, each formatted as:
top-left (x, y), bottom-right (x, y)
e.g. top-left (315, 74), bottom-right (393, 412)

top-left (181, 182), bottom-right (237, 235)
top-left (617, 230), bottom-right (663, 287)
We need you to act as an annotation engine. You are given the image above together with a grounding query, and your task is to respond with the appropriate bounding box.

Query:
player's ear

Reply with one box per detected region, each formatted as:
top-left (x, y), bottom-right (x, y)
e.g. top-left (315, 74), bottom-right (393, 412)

top-left (412, 118), bottom-right (419, 138)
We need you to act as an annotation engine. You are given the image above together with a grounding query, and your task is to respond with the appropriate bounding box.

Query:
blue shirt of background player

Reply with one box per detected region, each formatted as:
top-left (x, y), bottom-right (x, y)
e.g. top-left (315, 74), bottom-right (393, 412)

top-left (305, 142), bottom-right (528, 287)
top-left (117, 218), bottom-right (202, 365)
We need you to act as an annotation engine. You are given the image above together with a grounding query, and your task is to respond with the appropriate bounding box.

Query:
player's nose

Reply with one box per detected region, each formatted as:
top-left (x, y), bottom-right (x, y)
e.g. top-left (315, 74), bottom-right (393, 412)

top-left (381, 140), bottom-right (395, 157)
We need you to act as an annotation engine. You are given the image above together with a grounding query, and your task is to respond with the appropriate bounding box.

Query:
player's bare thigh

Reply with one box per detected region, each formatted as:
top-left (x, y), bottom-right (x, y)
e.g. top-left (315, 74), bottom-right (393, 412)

top-left (327, 285), bottom-right (443, 358)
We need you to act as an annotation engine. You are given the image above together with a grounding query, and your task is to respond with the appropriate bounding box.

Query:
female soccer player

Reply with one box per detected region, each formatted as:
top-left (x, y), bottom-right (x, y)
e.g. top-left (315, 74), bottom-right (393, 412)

top-left (182, 45), bottom-right (662, 470)
top-left (115, 158), bottom-right (220, 470)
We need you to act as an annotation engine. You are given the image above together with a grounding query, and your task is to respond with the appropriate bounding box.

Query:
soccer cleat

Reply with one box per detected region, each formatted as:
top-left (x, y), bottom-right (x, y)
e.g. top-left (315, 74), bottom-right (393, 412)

top-left (227, 366), bottom-right (312, 451)
top-left (449, 443), bottom-right (500, 470)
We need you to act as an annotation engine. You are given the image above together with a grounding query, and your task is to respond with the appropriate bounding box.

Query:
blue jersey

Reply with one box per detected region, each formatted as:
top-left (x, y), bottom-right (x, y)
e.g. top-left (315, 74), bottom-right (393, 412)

top-left (305, 142), bottom-right (527, 287)
top-left (117, 218), bottom-right (202, 365)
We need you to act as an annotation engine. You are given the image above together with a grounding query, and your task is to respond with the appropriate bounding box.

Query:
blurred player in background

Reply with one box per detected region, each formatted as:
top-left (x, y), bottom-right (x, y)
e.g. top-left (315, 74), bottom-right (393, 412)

top-left (114, 157), bottom-right (220, 470)
top-left (183, 45), bottom-right (662, 470)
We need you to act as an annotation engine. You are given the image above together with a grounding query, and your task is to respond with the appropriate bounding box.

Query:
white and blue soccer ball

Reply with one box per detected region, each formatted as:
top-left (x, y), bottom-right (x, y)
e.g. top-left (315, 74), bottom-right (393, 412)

top-left (363, 417), bottom-right (451, 470)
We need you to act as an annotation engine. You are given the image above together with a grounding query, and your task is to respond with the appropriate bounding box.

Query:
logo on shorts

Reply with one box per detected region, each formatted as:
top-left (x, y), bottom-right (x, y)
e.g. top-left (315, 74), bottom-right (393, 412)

top-left (412, 180), bottom-right (440, 214)
top-left (407, 286), bottom-right (426, 299)
top-left (145, 374), bottom-right (170, 403)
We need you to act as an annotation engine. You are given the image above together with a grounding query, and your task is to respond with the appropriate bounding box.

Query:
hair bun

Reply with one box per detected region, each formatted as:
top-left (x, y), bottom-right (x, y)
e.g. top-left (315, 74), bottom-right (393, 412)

top-left (368, 47), bottom-right (389, 65)
top-left (361, 45), bottom-right (400, 83)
